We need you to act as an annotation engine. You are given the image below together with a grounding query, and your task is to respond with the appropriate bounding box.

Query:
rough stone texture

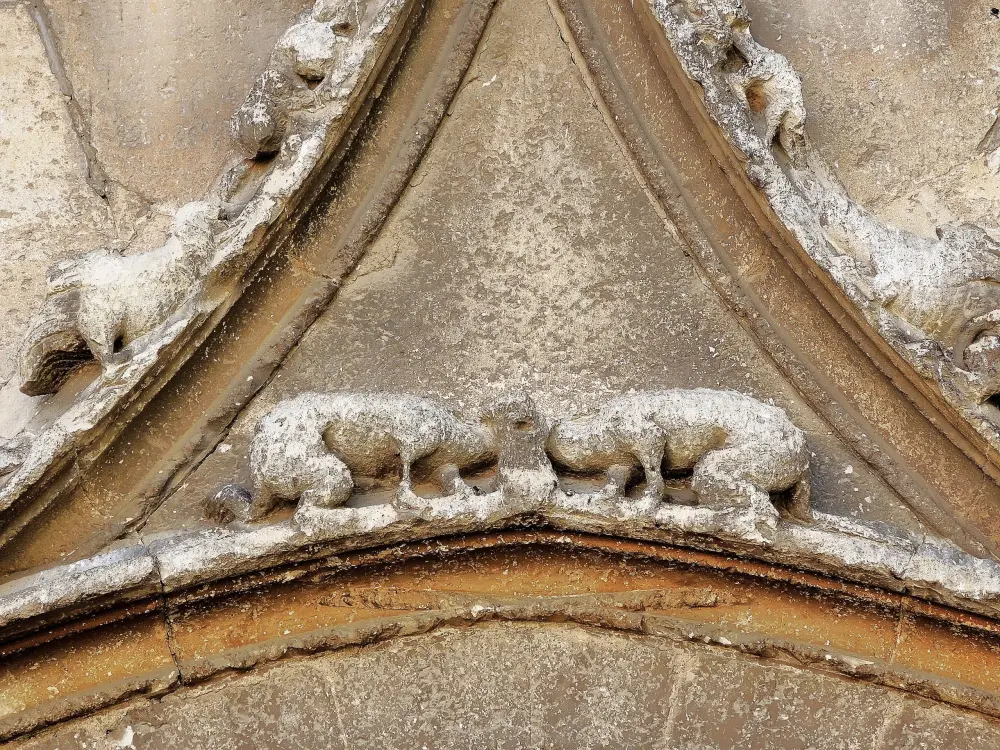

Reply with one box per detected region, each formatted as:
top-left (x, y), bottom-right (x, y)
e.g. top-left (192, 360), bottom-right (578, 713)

top-left (0, 5), bottom-right (114, 390)
top-left (12, 622), bottom-right (1000, 749)
top-left (646, 0), bottom-right (1000, 453)
top-left (747, 0), bottom-right (1000, 238)
top-left (0, 0), bottom-right (415, 554)
top-left (42, 0), bottom-right (314, 205)
top-left (667, 648), bottom-right (890, 749)
top-left (150, 0), bottom-right (918, 537)
top-left (883, 699), bottom-right (1000, 749)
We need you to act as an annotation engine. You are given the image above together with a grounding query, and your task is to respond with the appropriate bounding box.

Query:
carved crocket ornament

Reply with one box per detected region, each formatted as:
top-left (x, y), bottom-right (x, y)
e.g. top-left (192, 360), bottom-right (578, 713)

top-left (212, 389), bottom-right (810, 526)
top-left (231, 0), bottom-right (360, 158)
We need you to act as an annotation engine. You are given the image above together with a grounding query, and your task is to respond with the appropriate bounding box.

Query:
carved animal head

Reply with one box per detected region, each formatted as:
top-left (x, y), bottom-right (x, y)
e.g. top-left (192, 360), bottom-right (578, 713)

top-left (677, 0), bottom-right (750, 59)
top-left (231, 70), bottom-right (293, 158)
top-left (274, 21), bottom-right (346, 82)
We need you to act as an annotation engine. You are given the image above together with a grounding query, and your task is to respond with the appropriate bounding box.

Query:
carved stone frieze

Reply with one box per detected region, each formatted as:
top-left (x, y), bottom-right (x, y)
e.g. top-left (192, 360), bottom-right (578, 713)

top-left (211, 388), bottom-right (810, 532)
top-left (650, 0), bottom-right (1000, 448)
top-left (9, 389), bottom-right (1000, 661)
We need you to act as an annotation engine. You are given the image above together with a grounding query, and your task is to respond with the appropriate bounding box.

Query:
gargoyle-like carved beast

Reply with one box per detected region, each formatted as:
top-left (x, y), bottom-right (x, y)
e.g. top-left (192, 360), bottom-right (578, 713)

top-left (214, 392), bottom-right (501, 522)
top-left (19, 202), bottom-right (222, 396)
top-left (674, 0), bottom-right (807, 161)
top-left (546, 389), bottom-right (810, 519)
top-left (231, 0), bottom-right (358, 157)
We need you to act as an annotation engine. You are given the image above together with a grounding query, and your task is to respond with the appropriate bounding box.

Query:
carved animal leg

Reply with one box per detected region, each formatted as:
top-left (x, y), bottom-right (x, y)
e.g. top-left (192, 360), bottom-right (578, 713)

top-left (436, 463), bottom-right (466, 496)
top-left (603, 463), bottom-right (633, 497)
top-left (637, 443), bottom-right (666, 501)
top-left (397, 450), bottom-right (416, 499)
top-left (298, 476), bottom-right (353, 511)
top-left (85, 327), bottom-right (119, 365)
top-left (691, 447), bottom-right (778, 524)
top-left (246, 485), bottom-right (279, 522)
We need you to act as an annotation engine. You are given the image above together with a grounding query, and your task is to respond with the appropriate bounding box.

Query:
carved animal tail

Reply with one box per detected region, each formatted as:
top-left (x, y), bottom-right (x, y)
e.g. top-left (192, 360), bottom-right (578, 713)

top-left (953, 310), bottom-right (1000, 396)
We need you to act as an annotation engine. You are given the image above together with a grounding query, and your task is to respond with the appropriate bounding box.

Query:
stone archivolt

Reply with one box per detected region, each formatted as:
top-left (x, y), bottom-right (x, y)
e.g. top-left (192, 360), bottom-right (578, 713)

top-left (654, 0), bottom-right (1000, 448)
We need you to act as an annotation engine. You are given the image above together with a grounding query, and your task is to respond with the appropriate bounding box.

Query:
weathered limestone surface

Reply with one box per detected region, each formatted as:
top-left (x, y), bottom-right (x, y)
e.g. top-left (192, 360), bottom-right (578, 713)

top-left (42, 0), bottom-right (314, 205)
top-left (747, 0), bottom-right (1000, 236)
top-left (12, 623), bottom-right (1000, 749)
top-left (146, 0), bottom-right (920, 535)
top-left (0, 5), bottom-right (114, 391)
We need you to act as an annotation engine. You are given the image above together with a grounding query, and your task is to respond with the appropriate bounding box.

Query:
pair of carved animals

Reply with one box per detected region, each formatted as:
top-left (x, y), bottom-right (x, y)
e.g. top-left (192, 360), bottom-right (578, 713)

top-left (213, 389), bottom-right (810, 524)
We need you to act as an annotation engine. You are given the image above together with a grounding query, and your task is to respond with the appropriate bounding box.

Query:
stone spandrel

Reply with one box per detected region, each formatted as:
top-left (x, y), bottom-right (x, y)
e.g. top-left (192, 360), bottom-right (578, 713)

top-left (0, 4), bottom-right (114, 397)
top-left (146, 0), bottom-right (921, 537)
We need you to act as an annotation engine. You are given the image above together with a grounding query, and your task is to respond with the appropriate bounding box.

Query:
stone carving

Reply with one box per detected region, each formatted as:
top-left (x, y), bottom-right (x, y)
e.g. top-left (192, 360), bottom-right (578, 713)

top-left (812, 194), bottom-right (1000, 394)
top-left (0, 0), bottom-right (410, 551)
top-left (213, 388), bottom-right (809, 525)
top-left (231, 0), bottom-right (359, 158)
top-left (547, 389), bottom-right (810, 520)
top-left (653, 0), bottom-right (1000, 443)
top-left (17, 0), bottom-right (378, 399)
top-left (214, 392), bottom-right (500, 522)
top-left (678, 0), bottom-right (805, 159)
top-left (19, 202), bottom-right (222, 396)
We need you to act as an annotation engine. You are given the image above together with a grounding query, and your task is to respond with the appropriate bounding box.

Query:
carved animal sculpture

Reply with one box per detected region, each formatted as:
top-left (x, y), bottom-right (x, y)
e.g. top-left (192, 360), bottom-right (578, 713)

top-left (18, 201), bottom-right (222, 395)
top-left (546, 389), bottom-right (810, 519)
top-left (684, 3), bottom-right (1000, 392)
top-left (677, 0), bottom-right (806, 159)
top-left (231, 0), bottom-right (358, 157)
top-left (215, 392), bottom-right (500, 522)
top-left (809, 185), bottom-right (1000, 389)
top-left (728, 39), bottom-right (806, 158)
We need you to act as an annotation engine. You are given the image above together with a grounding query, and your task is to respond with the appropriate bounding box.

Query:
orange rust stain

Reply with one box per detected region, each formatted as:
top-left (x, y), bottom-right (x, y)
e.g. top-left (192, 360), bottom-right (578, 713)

top-left (0, 615), bottom-right (173, 722)
top-left (893, 612), bottom-right (1000, 693)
